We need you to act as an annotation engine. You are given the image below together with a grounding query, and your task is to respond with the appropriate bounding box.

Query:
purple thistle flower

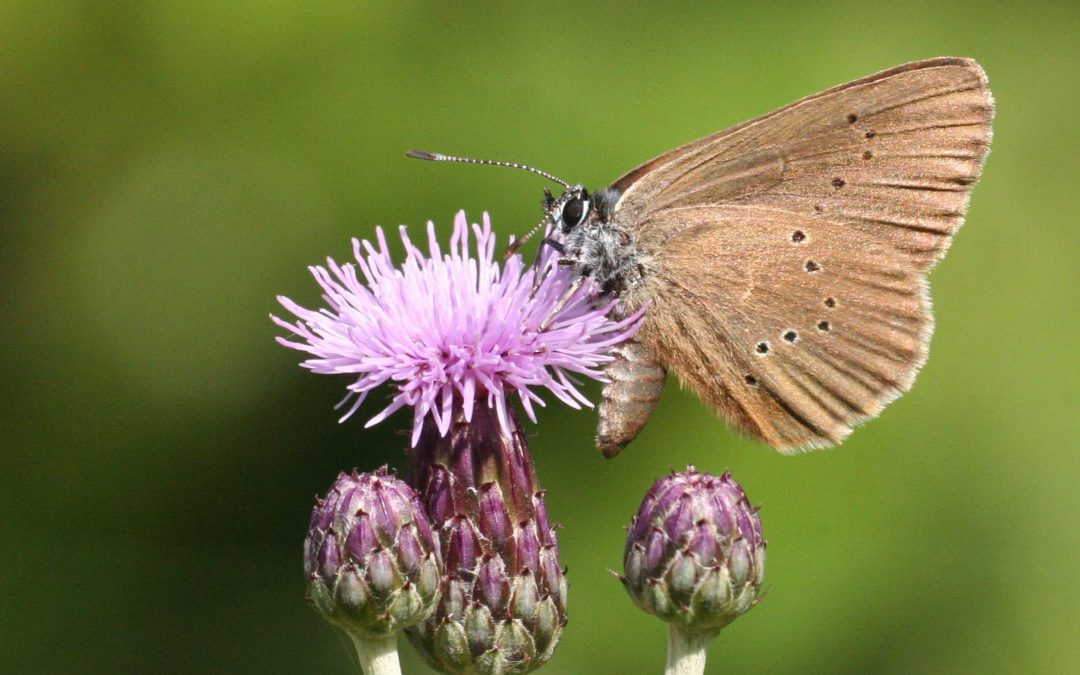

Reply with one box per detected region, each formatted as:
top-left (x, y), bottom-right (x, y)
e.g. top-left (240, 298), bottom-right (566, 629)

top-left (273, 211), bottom-right (640, 445)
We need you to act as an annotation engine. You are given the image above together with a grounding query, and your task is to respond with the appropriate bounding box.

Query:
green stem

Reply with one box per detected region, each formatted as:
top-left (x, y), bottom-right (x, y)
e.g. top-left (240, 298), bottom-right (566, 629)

top-left (665, 625), bottom-right (710, 675)
top-left (348, 634), bottom-right (401, 675)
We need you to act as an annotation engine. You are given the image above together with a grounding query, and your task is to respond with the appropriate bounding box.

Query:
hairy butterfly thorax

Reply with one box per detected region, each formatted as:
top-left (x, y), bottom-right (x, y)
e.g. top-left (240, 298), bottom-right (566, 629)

top-left (547, 185), bottom-right (643, 299)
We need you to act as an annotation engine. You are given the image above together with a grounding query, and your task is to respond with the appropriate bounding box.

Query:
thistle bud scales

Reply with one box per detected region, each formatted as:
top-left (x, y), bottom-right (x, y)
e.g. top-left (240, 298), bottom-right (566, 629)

top-left (407, 408), bottom-right (567, 674)
top-left (305, 468), bottom-right (442, 640)
top-left (622, 469), bottom-right (765, 636)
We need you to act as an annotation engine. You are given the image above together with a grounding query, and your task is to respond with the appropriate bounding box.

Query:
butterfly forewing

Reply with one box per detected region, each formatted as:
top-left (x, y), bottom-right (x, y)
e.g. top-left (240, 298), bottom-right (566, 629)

top-left (607, 58), bottom-right (993, 452)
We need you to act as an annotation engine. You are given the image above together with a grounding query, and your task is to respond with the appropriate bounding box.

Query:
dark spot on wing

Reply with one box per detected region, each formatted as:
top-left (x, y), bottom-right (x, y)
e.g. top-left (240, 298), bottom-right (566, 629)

top-left (783, 330), bottom-right (798, 343)
top-left (865, 130), bottom-right (877, 139)
top-left (744, 374), bottom-right (758, 386)
top-left (818, 320), bottom-right (831, 331)
top-left (791, 230), bottom-right (806, 243)
top-left (805, 260), bottom-right (821, 273)
top-left (862, 150), bottom-right (873, 160)
top-left (831, 177), bottom-right (846, 189)
top-left (846, 113), bottom-right (858, 123)
top-left (824, 297), bottom-right (836, 308)
top-left (755, 342), bottom-right (770, 355)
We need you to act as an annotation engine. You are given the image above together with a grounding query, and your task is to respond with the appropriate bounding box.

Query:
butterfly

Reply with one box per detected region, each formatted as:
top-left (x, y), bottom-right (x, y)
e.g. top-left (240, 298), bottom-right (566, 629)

top-left (412, 57), bottom-right (994, 456)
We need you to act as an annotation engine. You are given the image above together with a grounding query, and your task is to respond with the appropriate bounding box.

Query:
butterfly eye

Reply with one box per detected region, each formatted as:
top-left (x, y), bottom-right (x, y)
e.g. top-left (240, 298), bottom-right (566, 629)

top-left (560, 196), bottom-right (589, 231)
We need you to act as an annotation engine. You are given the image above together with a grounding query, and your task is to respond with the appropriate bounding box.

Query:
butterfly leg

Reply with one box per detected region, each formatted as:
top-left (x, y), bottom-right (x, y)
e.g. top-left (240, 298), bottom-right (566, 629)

top-left (537, 272), bottom-right (586, 331)
top-left (596, 338), bottom-right (667, 458)
top-left (530, 237), bottom-right (571, 296)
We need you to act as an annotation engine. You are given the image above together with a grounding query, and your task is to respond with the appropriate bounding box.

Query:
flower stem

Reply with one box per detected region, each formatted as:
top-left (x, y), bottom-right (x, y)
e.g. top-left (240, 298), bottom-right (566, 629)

top-left (348, 634), bottom-right (401, 675)
top-left (665, 625), bottom-right (710, 675)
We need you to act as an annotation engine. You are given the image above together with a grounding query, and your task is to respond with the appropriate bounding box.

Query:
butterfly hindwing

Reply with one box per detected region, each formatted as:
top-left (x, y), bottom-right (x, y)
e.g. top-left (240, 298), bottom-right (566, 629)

top-left (636, 206), bottom-right (931, 451)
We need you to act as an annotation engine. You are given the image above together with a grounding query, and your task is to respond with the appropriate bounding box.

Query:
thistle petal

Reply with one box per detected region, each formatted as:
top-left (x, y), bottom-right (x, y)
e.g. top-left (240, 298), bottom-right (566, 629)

top-left (274, 211), bottom-right (642, 444)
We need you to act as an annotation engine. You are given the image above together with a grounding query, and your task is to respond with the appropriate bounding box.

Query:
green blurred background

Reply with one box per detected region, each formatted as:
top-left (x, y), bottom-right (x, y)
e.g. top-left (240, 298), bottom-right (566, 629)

top-left (2, 1), bottom-right (1077, 673)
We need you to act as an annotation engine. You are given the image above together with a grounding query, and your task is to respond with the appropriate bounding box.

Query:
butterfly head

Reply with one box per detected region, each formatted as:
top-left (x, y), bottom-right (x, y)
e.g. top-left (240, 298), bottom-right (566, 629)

top-left (545, 185), bottom-right (592, 234)
top-left (544, 185), bottom-right (622, 231)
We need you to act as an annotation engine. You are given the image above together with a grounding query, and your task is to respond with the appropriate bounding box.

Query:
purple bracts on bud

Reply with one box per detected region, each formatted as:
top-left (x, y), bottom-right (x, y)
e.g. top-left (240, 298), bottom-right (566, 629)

top-left (622, 468), bottom-right (766, 637)
top-left (305, 468), bottom-right (442, 640)
top-left (406, 403), bottom-right (567, 675)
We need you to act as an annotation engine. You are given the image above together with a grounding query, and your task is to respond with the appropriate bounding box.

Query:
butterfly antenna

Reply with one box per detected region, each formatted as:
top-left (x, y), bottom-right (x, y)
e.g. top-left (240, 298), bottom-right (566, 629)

top-left (406, 150), bottom-right (570, 188)
top-left (506, 215), bottom-right (550, 258)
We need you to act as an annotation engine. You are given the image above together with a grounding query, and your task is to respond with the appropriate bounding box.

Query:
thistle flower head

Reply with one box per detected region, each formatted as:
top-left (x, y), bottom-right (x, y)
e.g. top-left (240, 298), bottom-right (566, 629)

top-left (273, 211), bottom-right (639, 445)
top-left (621, 468), bottom-right (766, 637)
top-left (305, 468), bottom-right (442, 640)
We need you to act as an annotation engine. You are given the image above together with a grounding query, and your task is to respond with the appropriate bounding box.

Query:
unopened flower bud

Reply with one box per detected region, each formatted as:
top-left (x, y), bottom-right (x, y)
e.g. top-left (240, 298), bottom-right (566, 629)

top-left (621, 468), bottom-right (765, 637)
top-left (305, 467), bottom-right (442, 641)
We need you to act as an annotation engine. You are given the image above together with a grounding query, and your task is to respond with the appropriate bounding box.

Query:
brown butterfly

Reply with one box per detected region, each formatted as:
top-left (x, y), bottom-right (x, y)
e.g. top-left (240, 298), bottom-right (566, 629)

top-left (411, 57), bottom-right (994, 457)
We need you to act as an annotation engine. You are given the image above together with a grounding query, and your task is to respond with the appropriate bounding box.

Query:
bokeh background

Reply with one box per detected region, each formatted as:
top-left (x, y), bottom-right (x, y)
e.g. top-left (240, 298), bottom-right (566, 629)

top-left (2, 1), bottom-right (1078, 673)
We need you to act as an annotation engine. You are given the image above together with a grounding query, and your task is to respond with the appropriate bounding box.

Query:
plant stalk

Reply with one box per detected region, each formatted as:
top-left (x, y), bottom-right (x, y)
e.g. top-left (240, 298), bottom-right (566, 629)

top-left (665, 624), bottom-right (710, 675)
top-left (349, 634), bottom-right (401, 675)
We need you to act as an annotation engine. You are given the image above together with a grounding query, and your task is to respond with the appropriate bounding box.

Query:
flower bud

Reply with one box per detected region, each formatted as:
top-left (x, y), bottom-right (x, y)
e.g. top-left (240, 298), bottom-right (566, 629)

top-left (406, 404), bottom-right (567, 674)
top-left (305, 467), bottom-right (442, 640)
top-left (621, 468), bottom-right (765, 637)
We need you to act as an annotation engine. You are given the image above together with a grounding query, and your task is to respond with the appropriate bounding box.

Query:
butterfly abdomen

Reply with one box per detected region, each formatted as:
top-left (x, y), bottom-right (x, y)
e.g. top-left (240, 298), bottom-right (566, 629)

top-left (596, 339), bottom-right (667, 458)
